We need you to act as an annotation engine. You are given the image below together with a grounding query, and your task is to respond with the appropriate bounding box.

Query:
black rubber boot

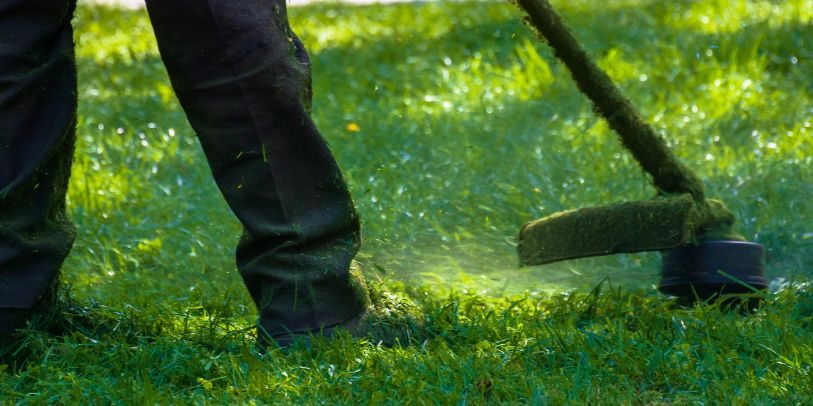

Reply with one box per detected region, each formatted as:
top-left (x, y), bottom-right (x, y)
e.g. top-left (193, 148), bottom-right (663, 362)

top-left (0, 308), bottom-right (31, 336)
top-left (258, 262), bottom-right (425, 349)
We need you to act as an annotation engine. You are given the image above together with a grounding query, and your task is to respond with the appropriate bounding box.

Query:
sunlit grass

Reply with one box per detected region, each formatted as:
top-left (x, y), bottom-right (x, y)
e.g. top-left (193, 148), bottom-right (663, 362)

top-left (2, 0), bottom-right (812, 402)
top-left (66, 0), bottom-right (812, 295)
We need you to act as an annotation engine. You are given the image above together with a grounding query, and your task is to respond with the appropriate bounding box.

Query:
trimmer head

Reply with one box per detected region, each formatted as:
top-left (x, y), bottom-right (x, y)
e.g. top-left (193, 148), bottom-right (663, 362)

top-left (659, 240), bottom-right (767, 300)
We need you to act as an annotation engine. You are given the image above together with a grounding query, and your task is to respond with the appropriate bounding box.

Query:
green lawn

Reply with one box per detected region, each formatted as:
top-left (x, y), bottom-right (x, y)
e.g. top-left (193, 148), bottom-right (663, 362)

top-left (2, 0), bottom-right (812, 403)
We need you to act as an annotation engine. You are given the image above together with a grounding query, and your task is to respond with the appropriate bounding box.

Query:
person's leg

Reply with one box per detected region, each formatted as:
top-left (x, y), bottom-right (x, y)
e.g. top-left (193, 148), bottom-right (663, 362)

top-left (144, 0), bottom-right (368, 339)
top-left (0, 0), bottom-right (77, 333)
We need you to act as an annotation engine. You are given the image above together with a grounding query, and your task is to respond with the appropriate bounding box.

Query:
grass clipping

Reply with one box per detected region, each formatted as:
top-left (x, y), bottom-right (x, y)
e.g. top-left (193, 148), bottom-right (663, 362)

top-left (514, 0), bottom-right (744, 266)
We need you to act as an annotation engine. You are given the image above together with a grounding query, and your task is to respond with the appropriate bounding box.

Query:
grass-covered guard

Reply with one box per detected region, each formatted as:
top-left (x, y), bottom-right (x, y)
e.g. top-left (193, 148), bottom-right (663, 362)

top-left (519, 194), bottom-right (701, 265)
top-left (2, 0), bottom-right (813, 403)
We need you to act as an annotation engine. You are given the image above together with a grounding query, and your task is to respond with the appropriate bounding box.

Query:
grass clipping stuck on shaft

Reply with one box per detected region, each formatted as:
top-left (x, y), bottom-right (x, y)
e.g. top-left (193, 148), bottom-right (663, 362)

top-left (514, 0), bottom-right (744, 266)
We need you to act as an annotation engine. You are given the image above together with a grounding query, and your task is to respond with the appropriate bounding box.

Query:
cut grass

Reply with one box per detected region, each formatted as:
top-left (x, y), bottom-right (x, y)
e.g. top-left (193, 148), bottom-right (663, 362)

top-left (1, 0), bottom-right (812, 402)
top-left (3, 282), bottom-right (813, 403)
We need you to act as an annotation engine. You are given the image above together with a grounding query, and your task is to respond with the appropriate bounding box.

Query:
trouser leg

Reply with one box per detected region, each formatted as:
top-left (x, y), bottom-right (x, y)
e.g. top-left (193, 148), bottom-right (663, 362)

top-left (0, 0), bottom-right (77, 310)
top-left (145, 0), bottom-right (366, 336)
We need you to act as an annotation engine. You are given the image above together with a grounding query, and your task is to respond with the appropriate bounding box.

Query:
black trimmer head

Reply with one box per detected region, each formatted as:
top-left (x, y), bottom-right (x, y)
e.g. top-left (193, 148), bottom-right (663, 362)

top-left (659, 240), bottom-right (767, 301)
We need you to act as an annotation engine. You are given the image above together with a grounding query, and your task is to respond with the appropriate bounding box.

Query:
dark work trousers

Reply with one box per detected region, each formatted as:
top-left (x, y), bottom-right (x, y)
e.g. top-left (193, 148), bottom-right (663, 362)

top-left (0, 0), bottom-right (366, 337)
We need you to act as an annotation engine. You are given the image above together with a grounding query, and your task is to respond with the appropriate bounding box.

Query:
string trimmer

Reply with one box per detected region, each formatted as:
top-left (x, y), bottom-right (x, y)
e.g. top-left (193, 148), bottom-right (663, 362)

top-left (513, 0), bottom-right (766, 301)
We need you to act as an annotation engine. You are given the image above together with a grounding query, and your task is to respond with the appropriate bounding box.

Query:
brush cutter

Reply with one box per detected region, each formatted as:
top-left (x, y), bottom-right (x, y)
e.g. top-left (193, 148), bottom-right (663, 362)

top-left (513, 0), bottom-right (766, 301)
